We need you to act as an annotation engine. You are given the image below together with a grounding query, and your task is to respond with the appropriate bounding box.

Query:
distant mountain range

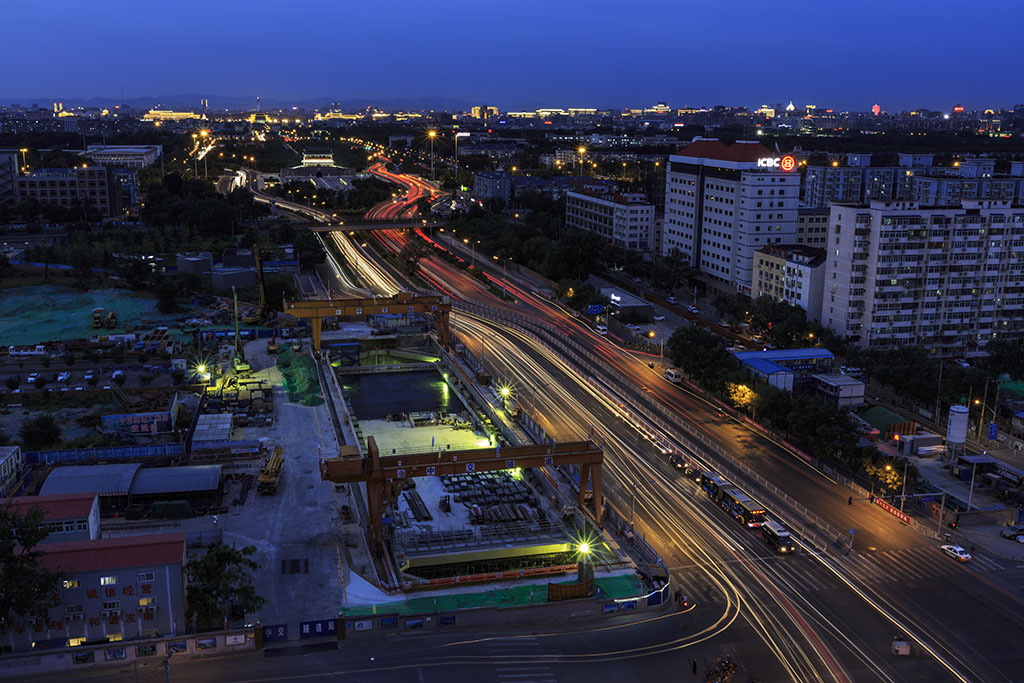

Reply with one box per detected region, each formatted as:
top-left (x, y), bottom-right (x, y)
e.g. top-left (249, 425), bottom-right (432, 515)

top-left (1, 93), bottom-right (484, 112)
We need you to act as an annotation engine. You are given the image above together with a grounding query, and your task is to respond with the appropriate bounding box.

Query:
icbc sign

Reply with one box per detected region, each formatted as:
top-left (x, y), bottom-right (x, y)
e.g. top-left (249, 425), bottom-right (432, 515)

top-left (757, 155), bottom-right (797, 171)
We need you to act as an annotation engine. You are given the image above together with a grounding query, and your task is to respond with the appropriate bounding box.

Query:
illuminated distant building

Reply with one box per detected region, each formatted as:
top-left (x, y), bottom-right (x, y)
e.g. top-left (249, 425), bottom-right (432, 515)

top-left (142, 109), bottom-right (200, 122)
top-left (872, 104), bottom-right (881, 116)
top-left (471, 105), bottom-right (499, 120)
top-left (81, 144), bottom-right (162, 170)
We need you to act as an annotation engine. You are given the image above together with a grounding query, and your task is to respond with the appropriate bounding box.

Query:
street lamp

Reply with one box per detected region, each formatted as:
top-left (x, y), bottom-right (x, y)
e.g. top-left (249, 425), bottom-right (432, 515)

top-left (886, 460), bottom-right (910, 512)
top-left (191, 134), bottom-right (198, 179)
top-left (427, 130), bottom-right (437, 181)
top-left (577, 146), bottom-right (586, 176)
top-left (19, 148), bottom-right (28, 173)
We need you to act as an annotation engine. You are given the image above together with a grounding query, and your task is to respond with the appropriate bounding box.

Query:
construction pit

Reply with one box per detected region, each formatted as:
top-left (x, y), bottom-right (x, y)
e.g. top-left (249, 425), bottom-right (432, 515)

top-left (324, 341), bottom-right (651, 612)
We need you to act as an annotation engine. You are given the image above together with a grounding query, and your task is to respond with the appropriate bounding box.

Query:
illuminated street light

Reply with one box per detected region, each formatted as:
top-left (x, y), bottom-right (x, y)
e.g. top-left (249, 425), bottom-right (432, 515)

top-left (427, 130), bottom-right (437, 181)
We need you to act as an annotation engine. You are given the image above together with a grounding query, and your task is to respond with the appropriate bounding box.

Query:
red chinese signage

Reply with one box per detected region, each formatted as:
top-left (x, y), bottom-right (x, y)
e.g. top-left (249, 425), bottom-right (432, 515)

top-left (873, 497), bottom-right (910, 524)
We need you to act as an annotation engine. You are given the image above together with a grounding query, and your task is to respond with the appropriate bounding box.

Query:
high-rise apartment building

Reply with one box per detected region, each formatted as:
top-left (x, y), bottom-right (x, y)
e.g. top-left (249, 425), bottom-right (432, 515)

top-left (821, 199), bottom-right (1024, 356)
top-left (753, 244), bottom-right (826, 321)
top-left (663, 138), bottom-right (800, 295)
top-left (0, 151), bottom-right (18, 207)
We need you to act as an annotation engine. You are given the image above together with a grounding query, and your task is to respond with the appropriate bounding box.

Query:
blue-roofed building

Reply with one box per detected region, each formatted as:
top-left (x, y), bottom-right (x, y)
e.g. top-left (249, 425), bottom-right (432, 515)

top-left (732, 348), bottom-right (835, 391)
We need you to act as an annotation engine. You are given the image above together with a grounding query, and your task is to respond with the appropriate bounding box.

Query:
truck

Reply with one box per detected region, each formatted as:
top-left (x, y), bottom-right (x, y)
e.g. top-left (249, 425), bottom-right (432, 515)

top-left (105, 311), bottom-right (118, 329)
top-left (92, 307), bottom-right (105, 328)
top-left (257, 447), bottom-right (284, 494)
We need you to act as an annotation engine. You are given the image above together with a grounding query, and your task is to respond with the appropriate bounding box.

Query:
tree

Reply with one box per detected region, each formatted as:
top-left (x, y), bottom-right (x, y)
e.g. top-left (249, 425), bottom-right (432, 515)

top-left (171, 368), bottom-right (186, 384)
top-left (156, 278), bottom-right (179, 314)
top-left (63, 354), bottom-right (76, 367)
top-left (86, 374), bottom-right (99, 387)
top-left (139, 372), bottom-right (154, 386)
top-left (727, 382), bottom-right (756, 410)
top-left (3, 376), bottom-right (20, 391)
top-left (19, 414), bottom-right (62, 451)
top-left (185, 544), bottom-right (265, 631)
top-left (666, 326), bottom-right (739, 391)
top-left (0, 502), bottom-right (61, 630)
top-left (112, 373), bottom-right (126, 387)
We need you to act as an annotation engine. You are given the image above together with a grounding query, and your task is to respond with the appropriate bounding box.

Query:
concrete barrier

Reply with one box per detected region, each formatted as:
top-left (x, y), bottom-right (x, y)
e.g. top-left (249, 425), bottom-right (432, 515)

top-left (0, 630), bottom-right (254, 678)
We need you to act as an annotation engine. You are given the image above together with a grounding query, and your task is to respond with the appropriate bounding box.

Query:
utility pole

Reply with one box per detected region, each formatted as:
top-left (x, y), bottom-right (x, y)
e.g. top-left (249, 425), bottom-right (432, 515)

top-left (967, 461), bottom-right (978, 511)
top-left (976, 378), bottom-right (990, 440)
top-left (936, 492), bottom-right (947, 537)
top-left (934, 360), bottom-right (943, 425)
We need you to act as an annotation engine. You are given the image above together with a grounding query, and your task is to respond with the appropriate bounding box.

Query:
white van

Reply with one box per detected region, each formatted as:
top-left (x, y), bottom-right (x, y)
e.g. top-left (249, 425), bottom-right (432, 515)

top-left (595, 324), bottom-right (608, 336)
top-left (664, 369), bottom-right (682, 383)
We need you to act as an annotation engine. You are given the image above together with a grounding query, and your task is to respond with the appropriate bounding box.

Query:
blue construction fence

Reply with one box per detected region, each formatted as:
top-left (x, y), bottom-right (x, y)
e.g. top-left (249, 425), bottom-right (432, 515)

top-left (25, 443), bottom-right (185, 466)
top-left (7, 258), bottom-right (109, 275)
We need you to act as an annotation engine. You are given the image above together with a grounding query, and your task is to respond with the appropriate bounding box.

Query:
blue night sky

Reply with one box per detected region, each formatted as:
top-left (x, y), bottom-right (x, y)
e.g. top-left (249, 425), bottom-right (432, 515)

top-left (5, 0), bottom-right (1020, 111)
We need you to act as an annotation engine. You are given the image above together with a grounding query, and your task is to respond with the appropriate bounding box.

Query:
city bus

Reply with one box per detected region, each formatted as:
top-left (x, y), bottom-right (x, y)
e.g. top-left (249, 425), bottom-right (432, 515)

top-left (700, 472), bottom-right (731, 502)
top-left (720, 488), bottom-right (766, 528)
top-left (761, 520), bottom-right (796, 554)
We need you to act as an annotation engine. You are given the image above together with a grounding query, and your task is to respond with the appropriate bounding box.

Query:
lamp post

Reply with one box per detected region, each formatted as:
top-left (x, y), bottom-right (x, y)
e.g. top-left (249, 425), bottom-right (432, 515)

top-left (428, 130), bottom-right (437, 181)
top-left (887, 460), bottom-right (909, 512)
top-left (200, 130), bottom-right (209, 178)
top-left (19, 148), bottom-right (28, 173)
top-left (577, 146), bottom-right (586, 176)
top-left (191, 134), bottom-right (198, 179)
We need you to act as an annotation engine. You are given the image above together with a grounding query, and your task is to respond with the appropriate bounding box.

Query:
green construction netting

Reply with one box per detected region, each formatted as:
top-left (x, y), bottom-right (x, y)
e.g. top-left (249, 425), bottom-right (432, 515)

top-left (998, 380), bottom-right (1024, 398)
top-left (340, 574), bottom-right (646, 616)
top-left (277, 346), bottom-right (323, 406)
top-left (0, 285), bottom-right (201, 346)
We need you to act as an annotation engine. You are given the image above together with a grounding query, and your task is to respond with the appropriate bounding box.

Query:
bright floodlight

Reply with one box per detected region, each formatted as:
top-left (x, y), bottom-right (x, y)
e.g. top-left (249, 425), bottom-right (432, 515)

top-left (578, 542), bottom-right (591, 555)
top-left (195, 364), bottom-right (206, 375)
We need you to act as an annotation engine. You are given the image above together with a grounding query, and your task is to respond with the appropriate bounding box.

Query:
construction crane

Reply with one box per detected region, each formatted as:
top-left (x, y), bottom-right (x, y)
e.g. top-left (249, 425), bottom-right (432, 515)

top-left (231, 286), bottom-right (252, 377)
top-left (257, 446), bottom-right (284, 494)
top-left (242, 246), bottom-right (268, 324)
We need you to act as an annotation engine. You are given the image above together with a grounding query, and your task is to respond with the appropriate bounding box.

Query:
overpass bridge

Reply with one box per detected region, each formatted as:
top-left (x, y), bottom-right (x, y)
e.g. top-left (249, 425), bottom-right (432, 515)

top-left (299, 219), bottom-right (445, 232)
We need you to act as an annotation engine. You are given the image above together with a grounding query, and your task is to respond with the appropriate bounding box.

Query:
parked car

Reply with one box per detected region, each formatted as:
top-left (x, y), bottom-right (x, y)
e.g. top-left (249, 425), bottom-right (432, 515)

top-left (940, 544), bottom-right (972, 563)
top-left (687, 305), bottom-right (700, 314)
top-left (653, 314), bottom-right (666, 321)
top-left (954, 358), bottom-right (971, 368)
top-left (718, 320), bottom-right (731, 329)
top-left (57, 371), bottom-right (71, 383)
top-left (84, 370), bottom-right (95, 381)
top-left (26, 373), bottom-right (38, 384)
top-left (667, 296), bottom-right (678, 305)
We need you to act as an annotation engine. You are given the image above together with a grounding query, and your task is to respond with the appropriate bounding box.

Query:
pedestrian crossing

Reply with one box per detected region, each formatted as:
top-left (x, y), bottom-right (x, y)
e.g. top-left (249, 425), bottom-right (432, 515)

top-left (486, 637), bottom-right (556, 683)
top-left (759, 546), bottom-right (1005, 593)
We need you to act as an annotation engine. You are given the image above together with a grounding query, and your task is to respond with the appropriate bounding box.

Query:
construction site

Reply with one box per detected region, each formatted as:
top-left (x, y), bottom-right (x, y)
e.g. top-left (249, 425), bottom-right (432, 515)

top-left (3, 281), bottom-right (664, 635)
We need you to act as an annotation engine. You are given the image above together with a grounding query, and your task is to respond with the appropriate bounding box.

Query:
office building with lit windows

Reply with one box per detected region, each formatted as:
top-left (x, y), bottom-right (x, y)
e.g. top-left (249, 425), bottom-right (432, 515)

top-left (566, 190), bottom-right (655, 253)
top-left (663, 138), bottom-right (800, 295)
top-left (2, 533), bottom-right (186, 654)
top-left (820, 199), bottom-right (1024, 356)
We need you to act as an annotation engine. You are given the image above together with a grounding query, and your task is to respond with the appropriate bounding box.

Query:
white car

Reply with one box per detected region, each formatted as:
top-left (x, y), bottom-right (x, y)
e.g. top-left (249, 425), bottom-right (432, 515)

top-left (667, 296), bottom-right (678, 305)
top-left (57, 371), bottom-right (71, 383)
top-left (940, 544), bottom-right (972, 563)
top-left (653, 314), bottom-right (666, 321)
top-left (687, 306), bottom-right (700, 315)
top-left (26, 373), bottom-right (38, 384)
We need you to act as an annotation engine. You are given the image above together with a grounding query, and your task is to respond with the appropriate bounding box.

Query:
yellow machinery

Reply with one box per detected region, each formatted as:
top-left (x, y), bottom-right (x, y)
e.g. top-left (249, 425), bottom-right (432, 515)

top-left (92, 307), bottom-right (105, 328)
top-left (257, 446), bottom-right (284, 494)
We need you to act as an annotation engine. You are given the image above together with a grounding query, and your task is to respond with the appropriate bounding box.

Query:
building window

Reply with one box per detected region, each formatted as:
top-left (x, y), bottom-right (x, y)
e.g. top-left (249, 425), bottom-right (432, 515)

top-left (139, 597), bottom-right (156, 607)
top-left (102, 600), bottom-right (120, 610)
top-left (63, 579), bottom-right (81, 589)
top-left (100, 576), bottom-right (118, 586)
top-left (66, 637), bottom-right (86, 648)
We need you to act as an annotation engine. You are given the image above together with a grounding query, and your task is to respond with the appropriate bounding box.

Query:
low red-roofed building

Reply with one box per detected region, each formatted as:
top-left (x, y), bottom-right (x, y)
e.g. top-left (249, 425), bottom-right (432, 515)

top-left (6, 493), bottom-right (101, 543)
top-left (4, 533), bottom-right (186, 653)
top-left (663, 137), bottom-right (801, 296)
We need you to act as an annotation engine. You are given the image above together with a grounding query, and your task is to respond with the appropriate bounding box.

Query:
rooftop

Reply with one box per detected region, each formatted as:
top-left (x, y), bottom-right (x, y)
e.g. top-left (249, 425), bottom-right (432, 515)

top-left (811, 373), bottom-right (866, 387)
top-left (39, 463), bottom-right (141, 497)
top-left (36, 533), bottom-right (187, 574)
top-left (673, 137), bottom-right (773, 164)
top-left (129, 465), bottom-right (222, 495)
top-left (733, 348), bottom-right (834, 362)
top-left (5, 492), bottom-right (98, 520)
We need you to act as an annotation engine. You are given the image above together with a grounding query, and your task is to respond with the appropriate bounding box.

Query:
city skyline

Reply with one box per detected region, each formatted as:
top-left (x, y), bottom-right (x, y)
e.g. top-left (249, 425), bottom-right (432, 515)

top-left (5, 0), bottom-right (1021, 111)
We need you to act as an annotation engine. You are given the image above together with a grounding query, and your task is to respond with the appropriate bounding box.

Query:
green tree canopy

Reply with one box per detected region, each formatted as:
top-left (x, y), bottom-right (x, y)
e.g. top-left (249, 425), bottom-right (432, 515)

top-left (185, 544), bottom-right (265, 631)
top-left (1, 502), bottom-right (60, 630)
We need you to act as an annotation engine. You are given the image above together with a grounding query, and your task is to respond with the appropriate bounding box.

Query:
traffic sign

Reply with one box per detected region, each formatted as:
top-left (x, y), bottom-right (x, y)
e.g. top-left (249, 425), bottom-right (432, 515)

top-left (850, 528), bottom-right (855, 535)
top-left (425, 466), bottom-right (436, 476)
top-left (587, 304), bottom-right (604, 315)
top-left (263, 624), bottom-right (288, 642)
top-left (988, 422), bottom-right (998, 440)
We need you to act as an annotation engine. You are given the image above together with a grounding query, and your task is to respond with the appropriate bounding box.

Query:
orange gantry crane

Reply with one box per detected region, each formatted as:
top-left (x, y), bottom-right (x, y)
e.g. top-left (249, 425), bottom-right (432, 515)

top-left (321, 436), bottom-right (605, 551)
top-left (283, 291), bottom-right (451, 350)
